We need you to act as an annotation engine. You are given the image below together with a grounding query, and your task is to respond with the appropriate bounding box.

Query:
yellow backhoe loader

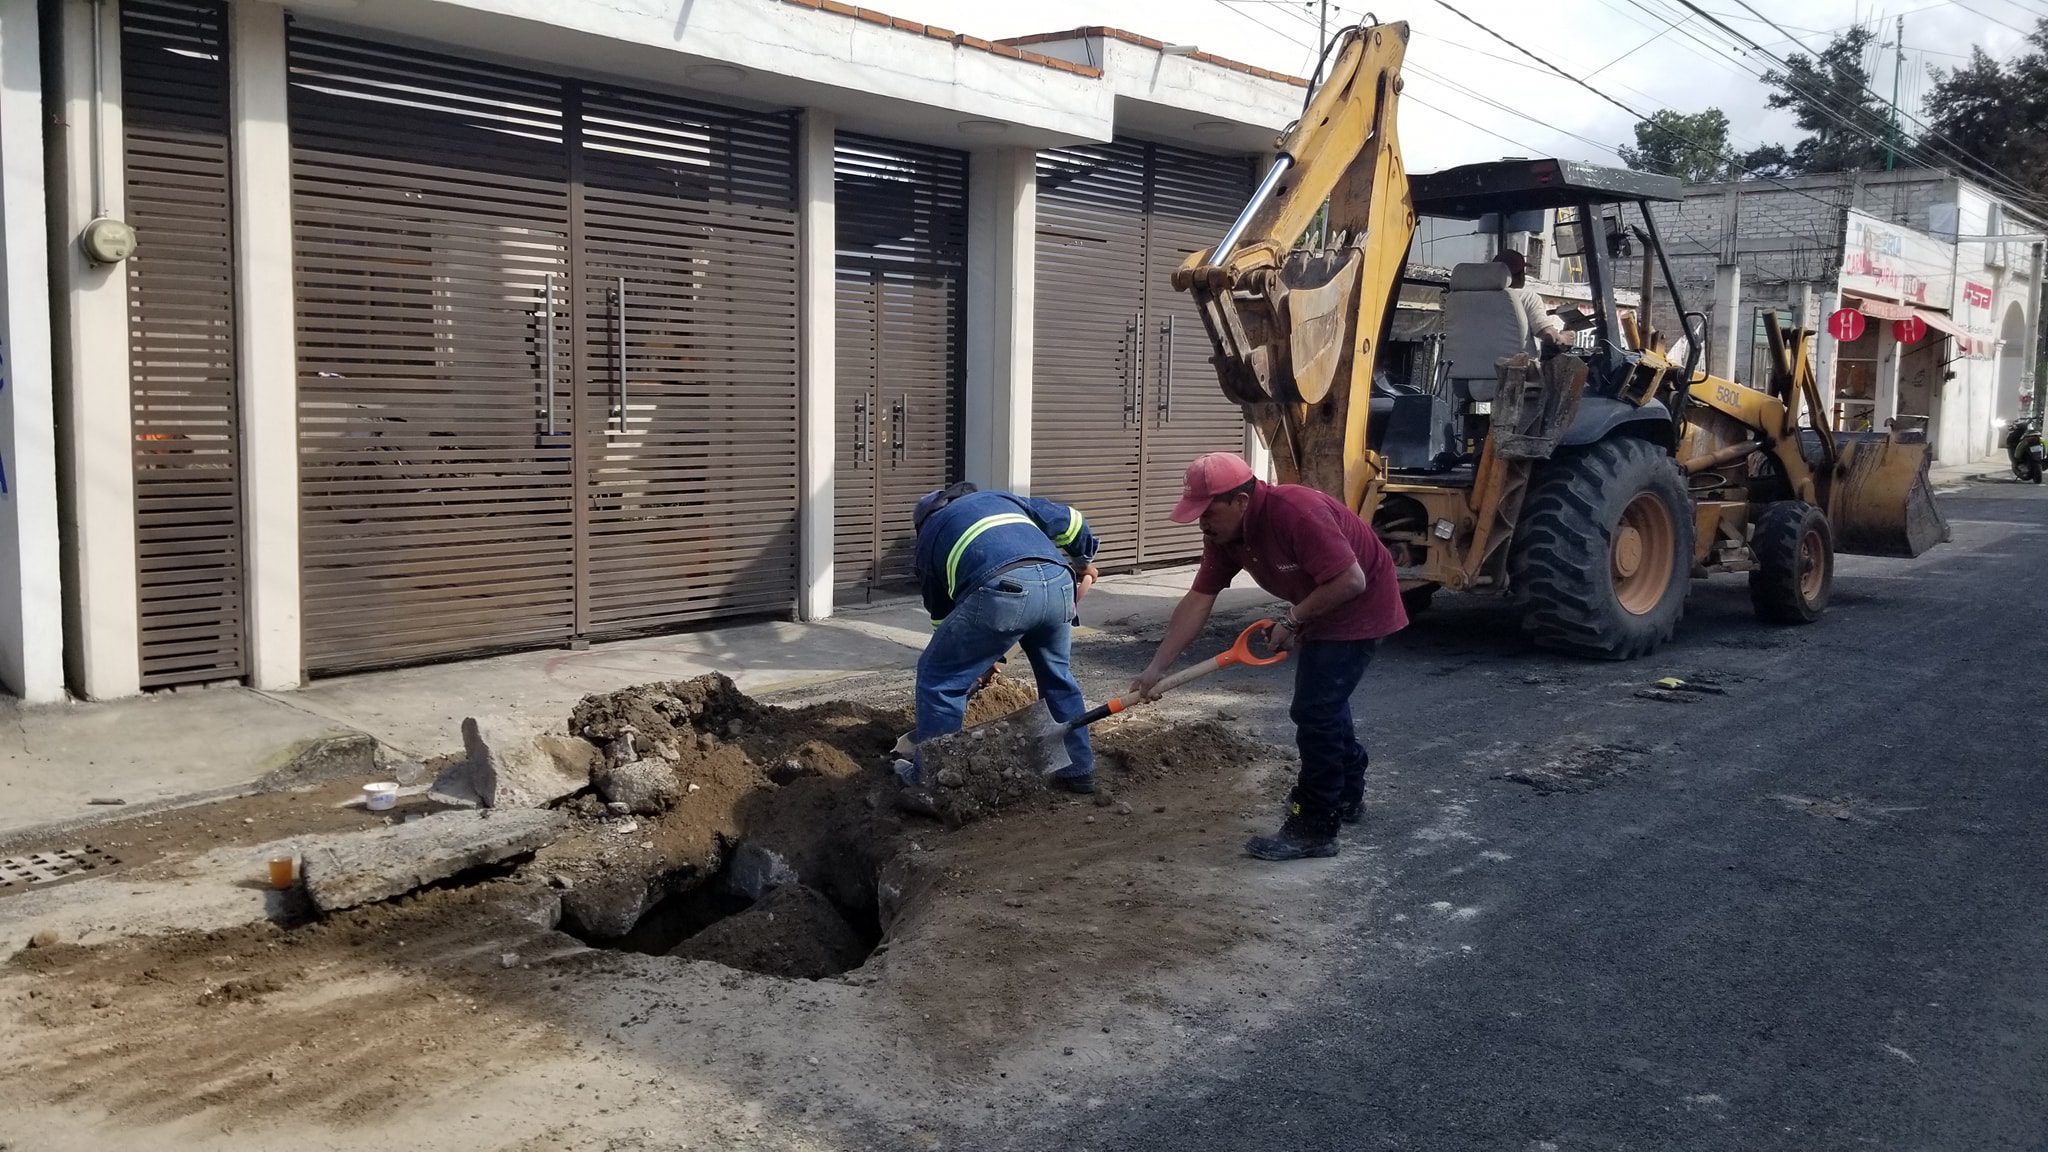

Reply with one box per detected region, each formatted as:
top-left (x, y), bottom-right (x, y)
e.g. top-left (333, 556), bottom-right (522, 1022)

top-left (1174, 20), bottom-right (1948, 658)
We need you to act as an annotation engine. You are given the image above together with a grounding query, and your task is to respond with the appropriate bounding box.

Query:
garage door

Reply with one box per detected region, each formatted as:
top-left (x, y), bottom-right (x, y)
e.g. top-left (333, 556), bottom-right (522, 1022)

top-left (833, 134), bottom-right (967, 600)
top-left (1032, 139), bottom-right (1253, 571)
top-left (290, 28), bottom-right (799, 673)
top-left (124, 0), bottom-right (245, 689)
top-left (574, 84), bottom-right (801, 634)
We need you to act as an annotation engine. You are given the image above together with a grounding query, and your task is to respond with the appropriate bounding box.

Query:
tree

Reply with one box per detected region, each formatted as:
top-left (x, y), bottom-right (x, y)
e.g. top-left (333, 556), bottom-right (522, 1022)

top-left (1754, 25), bottom-right (1898, 174)
top-left (1619, 108), bottom-right (1734, 182)
top-left (1925, 21), bottom-right (2048, 196)
top-left (1735, 143), bottom-right (1798, 180)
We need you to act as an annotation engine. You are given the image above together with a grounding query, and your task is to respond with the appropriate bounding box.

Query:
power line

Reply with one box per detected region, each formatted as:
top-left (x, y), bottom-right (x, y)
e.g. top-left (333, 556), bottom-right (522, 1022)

top-left (1428, 0), bottom-right (1648, 120)
top-left (1951, 0), bottom-right (2034, 35)
top-left (1670, 0), bottom-right (2048, 207)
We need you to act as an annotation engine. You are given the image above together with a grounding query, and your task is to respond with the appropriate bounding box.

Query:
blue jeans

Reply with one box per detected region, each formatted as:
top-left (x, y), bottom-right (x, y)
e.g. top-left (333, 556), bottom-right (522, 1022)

top-left (910, 562), bottom-right (1092, 784)
top-left (1288, 637), bottom-right (1378, 819)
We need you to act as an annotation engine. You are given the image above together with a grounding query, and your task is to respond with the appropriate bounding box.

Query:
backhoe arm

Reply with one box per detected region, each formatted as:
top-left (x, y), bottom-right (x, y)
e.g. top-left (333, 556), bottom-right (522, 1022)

top-left (1172, 21), bottom-right (1415, 512)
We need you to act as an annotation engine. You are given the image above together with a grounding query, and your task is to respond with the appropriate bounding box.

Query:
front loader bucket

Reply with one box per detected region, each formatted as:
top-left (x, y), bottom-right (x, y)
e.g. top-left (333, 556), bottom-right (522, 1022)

top-left (1826, 430), bottom-right (1951, 559)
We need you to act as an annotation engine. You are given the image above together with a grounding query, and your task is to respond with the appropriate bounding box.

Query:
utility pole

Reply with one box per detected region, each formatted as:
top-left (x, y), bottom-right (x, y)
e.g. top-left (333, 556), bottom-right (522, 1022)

top-left (1886, 15), bottom-right (1903, 171)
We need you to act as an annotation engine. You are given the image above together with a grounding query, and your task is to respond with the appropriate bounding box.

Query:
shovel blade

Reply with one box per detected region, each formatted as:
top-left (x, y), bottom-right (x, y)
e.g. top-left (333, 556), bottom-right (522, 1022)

top-left (917, 699), bottom-right (1071, 782)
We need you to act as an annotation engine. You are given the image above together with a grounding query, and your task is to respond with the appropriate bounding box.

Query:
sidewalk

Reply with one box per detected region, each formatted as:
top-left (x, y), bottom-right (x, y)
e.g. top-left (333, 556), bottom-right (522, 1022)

top-left (0, 566), bottom-right (1271, 840)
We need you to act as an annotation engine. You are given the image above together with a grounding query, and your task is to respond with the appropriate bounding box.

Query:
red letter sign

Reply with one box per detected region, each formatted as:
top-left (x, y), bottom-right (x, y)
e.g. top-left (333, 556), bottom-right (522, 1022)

top-left (1892, 315), bottom-right (1927, 344)
top-left (1827, 308), bottom-right (1867, 342)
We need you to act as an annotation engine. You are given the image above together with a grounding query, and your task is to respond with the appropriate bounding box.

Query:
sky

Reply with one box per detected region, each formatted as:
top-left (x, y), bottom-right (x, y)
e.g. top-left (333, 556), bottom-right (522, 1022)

top-left (872, 0), bottom-right (2039, 173)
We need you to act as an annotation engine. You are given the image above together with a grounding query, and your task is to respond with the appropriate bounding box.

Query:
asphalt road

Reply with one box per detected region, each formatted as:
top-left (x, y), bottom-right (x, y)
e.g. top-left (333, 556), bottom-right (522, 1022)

top-left (1012, 480), bottom-right (2048, 1152)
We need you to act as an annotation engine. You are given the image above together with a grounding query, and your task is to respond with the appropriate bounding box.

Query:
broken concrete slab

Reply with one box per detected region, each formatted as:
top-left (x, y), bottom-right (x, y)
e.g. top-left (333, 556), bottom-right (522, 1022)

top-left (299, 809), bottom-right (567, 913)
top-left (429, 716), bottom-right (598, 809)
top-left (254, 732), bottom-right (380, 791)
top-left (592, 757), bottom-right (682, 815)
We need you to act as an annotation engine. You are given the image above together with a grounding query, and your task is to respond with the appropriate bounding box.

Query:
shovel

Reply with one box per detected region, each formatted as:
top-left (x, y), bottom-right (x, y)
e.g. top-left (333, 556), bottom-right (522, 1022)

top-left (919, 619), bottom-right (1289, 780)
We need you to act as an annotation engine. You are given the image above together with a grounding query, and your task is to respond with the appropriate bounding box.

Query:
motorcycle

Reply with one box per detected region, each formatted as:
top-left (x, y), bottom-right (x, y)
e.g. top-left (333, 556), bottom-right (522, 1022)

top-left (2006, 415), bottom-right (2045, 484)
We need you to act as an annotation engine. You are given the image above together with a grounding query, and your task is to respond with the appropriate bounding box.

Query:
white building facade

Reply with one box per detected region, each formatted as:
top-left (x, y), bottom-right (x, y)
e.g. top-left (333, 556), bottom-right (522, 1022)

top-left (1655, 170), bottom-right (2041, 466)
top-left (0, 0), bottom-right (1303, 701)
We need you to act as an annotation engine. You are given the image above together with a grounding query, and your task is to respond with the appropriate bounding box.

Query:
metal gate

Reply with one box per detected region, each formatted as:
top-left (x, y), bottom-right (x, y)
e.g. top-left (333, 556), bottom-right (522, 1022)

top-left (1139, 144), bottom-right (1259, 561)
top-left (574, 83), bottom-right (801, 634)
top-left (833, 134), bottom-right (967, 599)
top-left (290, 29), bottom-right (799, 673)
top-left (1031, 140), bottom-right (1253, 571)
top-left (123, 0), bottom-right (245, 688)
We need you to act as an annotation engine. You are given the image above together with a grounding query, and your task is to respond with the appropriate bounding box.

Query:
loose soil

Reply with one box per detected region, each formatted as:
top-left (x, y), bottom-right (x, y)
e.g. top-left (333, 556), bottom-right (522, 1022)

top-left (0, 672), bottom-right (1335, 1152)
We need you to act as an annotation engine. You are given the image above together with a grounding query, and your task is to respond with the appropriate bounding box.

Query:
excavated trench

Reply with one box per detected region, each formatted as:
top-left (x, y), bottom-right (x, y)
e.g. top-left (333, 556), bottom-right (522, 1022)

top-left (546, 672), bottom-right (1040, 980)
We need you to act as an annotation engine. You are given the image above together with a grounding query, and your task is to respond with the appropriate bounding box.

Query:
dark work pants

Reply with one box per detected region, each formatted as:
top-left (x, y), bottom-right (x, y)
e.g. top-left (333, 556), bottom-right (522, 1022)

top-left (1288, 637), bottom-right (1378, 821)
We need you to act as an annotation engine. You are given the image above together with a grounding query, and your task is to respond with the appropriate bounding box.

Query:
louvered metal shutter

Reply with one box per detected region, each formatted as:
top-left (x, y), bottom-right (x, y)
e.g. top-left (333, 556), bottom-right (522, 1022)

top-left (573, 85), bottom-right (801, 634)
top-left (124, 0), bottom-right (245, 688)
top-left (834, 134), bottom-right (967, 599)
top-left (1031, 141), bottom-right (1149, 570)
top-left (290, 30), bottom-right (576, 673)
top-left (1138, 144), bottom-right (1256, 565)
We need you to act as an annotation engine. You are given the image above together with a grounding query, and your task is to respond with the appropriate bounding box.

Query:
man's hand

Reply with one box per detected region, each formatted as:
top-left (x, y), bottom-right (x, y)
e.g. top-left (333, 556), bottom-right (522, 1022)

top-left (1264, 619), bottom-right (1296, 654)
top-left (1129, 666), bottom-right (1166, 702)
top-left (1074, 563), bottom-right (1100, 602)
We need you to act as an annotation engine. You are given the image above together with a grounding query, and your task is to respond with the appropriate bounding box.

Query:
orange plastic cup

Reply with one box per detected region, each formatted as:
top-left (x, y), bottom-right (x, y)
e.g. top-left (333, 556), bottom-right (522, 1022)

top-left (268, 855), bottom-right (296, 890)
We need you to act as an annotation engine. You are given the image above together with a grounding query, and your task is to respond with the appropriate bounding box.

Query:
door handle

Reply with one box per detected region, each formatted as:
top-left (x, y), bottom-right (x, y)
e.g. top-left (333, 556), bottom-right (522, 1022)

top-left (853, 396), bottom-right (867, 466)
top-left (541, 271), bottom-right (557, 436)
top-left (1124, 316), bottom-right (1139, 427)
top-left (612, 277), bottom-right (627, 424)
top-left (892, 395), bottom-right (906, 463)
top-left (1158, 314), bottom-right (1175, 423)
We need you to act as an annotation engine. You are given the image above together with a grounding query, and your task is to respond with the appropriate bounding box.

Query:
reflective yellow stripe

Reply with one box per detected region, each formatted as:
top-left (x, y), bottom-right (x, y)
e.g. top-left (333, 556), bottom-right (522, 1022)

top-left (1052, 507), bottom-right (1084, 548)
top-left (946, 513), bottom-right (1033, 595)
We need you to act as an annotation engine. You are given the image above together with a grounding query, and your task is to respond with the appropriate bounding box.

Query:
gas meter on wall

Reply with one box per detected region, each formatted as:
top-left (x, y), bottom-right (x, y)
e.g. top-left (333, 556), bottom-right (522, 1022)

top-left (80, 216), bottom-right (137, 265)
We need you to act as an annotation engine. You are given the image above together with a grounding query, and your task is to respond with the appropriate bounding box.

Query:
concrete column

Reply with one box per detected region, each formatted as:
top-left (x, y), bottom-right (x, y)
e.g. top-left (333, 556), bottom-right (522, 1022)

top-left (1814, 287), bottom-right (1840, 417)
top-left (0, 0), bottom-right (65, 702)
top-left (1874, 323), bottom-right (1901, 430)
top-left (794, 109), bottom-right (835, 621)
top-left (964, 147), bottom-right (1034, 493)
top-left (51, 0), bottom-right (139, 699)
top-left (1712, 263), bottom-right (1742, 381)
top-left (230, 1), bottom-right (299, 689)
top-left (1244, 423), bottom-right (1272, 480)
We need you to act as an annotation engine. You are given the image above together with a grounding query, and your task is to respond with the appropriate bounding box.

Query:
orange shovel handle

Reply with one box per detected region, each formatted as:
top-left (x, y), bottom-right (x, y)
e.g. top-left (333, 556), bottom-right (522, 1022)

top-left (1092, 618), bottom-right (1289, 720)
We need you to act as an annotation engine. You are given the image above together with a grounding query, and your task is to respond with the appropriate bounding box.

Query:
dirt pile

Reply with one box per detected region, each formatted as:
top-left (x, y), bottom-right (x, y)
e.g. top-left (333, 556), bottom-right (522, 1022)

top-left (669, 883), bottom-right (870, 979)
top-left (538, 674), bottom-right (912, 975)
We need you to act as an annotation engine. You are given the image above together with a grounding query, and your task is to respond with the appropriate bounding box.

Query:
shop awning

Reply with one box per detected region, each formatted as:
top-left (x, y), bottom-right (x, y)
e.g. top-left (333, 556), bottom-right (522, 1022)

top-left (1843, 294), bottom-right (1969, 341)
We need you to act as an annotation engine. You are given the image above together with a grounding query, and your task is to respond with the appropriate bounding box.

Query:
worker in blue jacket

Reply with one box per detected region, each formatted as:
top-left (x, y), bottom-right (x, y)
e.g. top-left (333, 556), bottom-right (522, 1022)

top-left (903, 482), bottom-right (1101, 794)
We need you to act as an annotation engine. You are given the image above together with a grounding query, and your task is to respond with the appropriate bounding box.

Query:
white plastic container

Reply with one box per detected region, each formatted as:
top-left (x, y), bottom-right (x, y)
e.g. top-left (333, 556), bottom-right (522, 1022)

top-left (363, 782), bottom-right (400, 811)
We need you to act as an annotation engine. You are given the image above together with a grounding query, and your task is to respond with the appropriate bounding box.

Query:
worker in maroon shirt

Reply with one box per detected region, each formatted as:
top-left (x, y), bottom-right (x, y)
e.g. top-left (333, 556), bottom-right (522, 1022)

top-left (1132, 452), bottom-right (1407, 861)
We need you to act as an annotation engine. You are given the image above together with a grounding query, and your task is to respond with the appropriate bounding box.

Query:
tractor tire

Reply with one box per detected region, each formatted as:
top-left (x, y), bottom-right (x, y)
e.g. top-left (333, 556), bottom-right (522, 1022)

top-left (1401, 584), bottom-right (1438, 617)
top-left (1509, 436), bottom-right (1694, 660)
top-left (1748, 500), bottom-right (1833, 624)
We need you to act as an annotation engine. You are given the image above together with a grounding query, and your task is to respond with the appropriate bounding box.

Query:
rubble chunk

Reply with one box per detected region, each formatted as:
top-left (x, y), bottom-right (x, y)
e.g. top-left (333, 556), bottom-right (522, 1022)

top-left (592, 757), bottom-right (683, 815)
top-left (256, 732), bottom-right (378, 791)
top-left (299, 809), bottom-right (567, 912)
top-left (429, 716), bottom-right (598, 809)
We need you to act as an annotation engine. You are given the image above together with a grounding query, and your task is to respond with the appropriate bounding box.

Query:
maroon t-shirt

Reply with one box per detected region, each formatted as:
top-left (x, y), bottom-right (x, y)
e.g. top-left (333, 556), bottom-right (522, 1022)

top-left (1191, 482), bottom-right (1407, 642)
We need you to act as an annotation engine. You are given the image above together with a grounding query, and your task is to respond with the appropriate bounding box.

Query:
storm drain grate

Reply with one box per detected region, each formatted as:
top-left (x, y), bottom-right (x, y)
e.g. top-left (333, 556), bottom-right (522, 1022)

top-left (0, 847), bottom-right (120, 892)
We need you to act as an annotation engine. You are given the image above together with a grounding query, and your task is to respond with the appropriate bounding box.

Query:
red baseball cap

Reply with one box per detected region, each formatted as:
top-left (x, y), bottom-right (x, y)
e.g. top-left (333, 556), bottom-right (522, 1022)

top-left (1169, 452), bottom-right (1256, 523)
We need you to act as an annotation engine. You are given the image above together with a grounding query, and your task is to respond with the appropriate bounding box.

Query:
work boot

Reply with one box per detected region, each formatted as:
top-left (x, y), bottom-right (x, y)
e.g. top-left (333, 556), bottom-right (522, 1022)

top-left (1245, 803), bottom-right (1339, 861)
top-left (1337, 798), bottom-right (1365, 825)
top-left (1049, 772), bottom-right (1096, 795)
top-left (894, 785), bottom-right (941, 819)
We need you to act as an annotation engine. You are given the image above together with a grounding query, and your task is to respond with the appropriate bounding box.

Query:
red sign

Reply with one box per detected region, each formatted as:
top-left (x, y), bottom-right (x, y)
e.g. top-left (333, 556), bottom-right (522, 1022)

top-left (1827, 308), bottom-right (1867, 342)
top-left (1963, 281), bottom-right (1994, 310)
top-left (1893, 315), bottom-right (1928, 344)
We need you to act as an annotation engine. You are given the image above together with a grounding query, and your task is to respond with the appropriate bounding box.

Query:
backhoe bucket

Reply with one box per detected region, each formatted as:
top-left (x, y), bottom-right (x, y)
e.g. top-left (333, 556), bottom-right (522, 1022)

top-left (1826, 430), bottom-right (1950, 559)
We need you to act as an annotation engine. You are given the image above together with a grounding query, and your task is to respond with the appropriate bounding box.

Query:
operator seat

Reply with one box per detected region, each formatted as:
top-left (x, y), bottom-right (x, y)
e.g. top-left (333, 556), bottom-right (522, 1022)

top-left (1440, 261), bottom-right (1528, 403)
